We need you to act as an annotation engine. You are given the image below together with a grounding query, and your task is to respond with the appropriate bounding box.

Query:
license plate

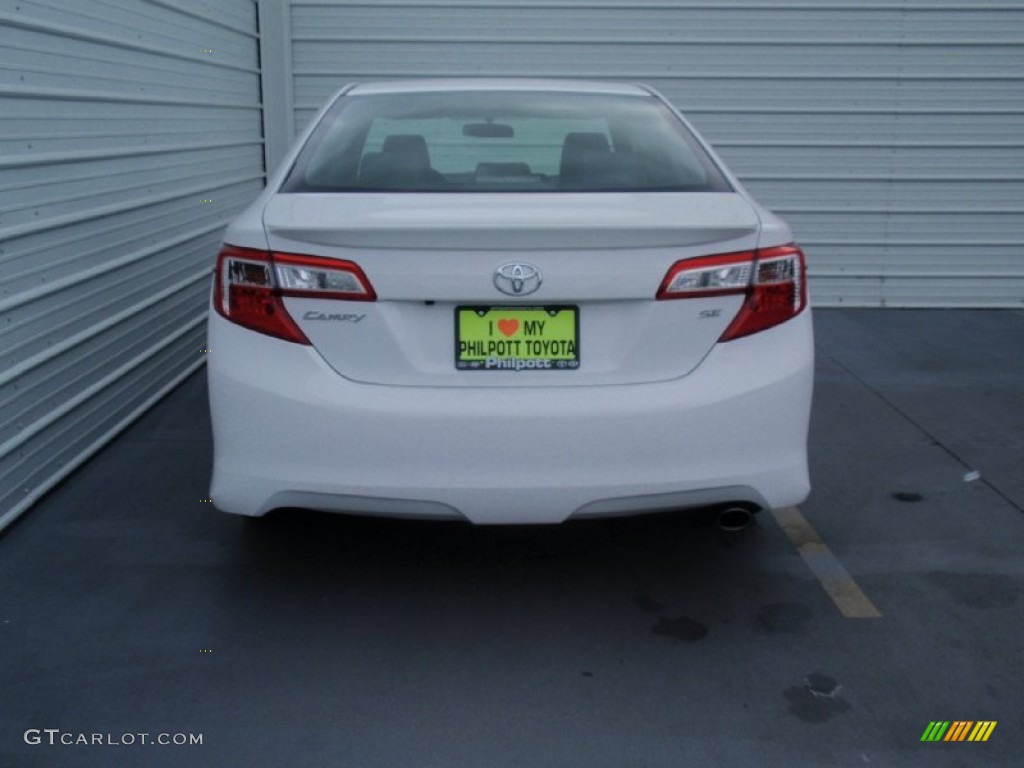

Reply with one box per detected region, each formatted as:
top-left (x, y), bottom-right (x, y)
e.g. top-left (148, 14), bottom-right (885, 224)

top-left (456, 307), bottom-right (580, 371)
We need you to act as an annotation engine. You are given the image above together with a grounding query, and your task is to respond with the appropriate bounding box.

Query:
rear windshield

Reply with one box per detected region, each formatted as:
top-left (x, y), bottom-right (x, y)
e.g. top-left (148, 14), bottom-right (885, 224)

top-left (281, 90), bottom-right (732, 193)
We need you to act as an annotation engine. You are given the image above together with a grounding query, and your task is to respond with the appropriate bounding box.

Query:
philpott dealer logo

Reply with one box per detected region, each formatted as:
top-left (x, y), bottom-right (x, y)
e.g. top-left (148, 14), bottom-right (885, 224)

top-left (920, 721), bottom-right (997, 742)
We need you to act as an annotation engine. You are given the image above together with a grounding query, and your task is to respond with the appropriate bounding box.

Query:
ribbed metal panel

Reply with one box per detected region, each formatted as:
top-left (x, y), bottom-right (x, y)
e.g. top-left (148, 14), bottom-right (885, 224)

top-left (288, 0), bottom-right (1024, 307)
top-left (0, 0), bottom-right (264, 529)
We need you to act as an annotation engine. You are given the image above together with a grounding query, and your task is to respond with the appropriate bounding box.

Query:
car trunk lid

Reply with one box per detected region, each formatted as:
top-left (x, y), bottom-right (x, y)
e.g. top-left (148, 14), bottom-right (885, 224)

top-left (262, 192), bottom-right (761, 386)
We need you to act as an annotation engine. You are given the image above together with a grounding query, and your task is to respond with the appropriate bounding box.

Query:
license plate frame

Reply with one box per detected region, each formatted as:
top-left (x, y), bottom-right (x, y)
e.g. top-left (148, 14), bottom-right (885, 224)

top-left (455, 306), bottom-right (580, 372)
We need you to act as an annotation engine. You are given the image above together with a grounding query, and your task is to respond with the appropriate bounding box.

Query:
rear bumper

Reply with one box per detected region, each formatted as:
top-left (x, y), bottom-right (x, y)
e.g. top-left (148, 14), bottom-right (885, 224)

top-left (208, 310), bottom-right (813, 524)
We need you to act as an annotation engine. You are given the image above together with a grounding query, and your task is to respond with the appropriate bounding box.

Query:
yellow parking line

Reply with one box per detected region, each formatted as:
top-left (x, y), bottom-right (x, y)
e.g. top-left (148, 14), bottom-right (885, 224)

top-left (771, 506), bottom-right (882, 619)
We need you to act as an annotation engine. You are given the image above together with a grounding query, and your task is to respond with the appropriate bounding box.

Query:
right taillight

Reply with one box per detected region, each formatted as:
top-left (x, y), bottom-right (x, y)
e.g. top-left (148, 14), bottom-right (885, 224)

top-left (213, 245), bottom-right (376, 344)
top-left (657, 244), bottom-right (806, 341)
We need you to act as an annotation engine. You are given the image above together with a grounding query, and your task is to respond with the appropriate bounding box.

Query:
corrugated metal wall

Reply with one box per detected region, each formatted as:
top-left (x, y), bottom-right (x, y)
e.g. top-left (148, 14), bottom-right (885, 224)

top-left (283, 0), bottom-right (1024, 308)
top-left (0, 0), bottom-right (266, 529)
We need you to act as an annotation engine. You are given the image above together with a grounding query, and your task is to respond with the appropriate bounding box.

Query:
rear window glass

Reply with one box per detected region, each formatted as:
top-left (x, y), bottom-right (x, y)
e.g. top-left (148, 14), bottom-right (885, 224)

top-left (281, 90), bottom-right (732, 193)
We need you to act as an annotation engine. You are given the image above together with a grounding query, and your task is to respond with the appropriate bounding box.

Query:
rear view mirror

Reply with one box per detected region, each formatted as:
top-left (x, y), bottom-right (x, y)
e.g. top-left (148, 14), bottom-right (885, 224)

top-left (462, 122), bottom-right (514, 138)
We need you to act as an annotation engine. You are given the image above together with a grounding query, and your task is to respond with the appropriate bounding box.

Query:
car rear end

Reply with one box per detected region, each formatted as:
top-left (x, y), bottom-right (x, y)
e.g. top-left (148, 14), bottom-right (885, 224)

top-left (207, 81), bottom-right (813, 524)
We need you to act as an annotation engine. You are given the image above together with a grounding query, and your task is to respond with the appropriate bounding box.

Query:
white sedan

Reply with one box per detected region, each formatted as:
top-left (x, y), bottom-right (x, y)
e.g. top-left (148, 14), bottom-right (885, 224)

top-left (208, 79), bottom-right (813, 525)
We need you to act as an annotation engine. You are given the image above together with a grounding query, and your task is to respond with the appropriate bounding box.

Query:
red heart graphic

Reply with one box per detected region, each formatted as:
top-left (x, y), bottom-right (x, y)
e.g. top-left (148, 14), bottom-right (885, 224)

top-left (497, 318), bottom-right (519, 337)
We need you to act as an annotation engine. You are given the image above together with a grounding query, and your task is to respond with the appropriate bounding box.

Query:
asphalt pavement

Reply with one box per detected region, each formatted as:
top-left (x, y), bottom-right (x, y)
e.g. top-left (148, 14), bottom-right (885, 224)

top-left (2, 309), bottom-right (1021, 767)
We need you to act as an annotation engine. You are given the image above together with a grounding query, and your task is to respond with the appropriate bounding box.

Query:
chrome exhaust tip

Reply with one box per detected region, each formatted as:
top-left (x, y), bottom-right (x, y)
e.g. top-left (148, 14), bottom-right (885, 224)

top-left (716, 506), bottom-right (754, 532)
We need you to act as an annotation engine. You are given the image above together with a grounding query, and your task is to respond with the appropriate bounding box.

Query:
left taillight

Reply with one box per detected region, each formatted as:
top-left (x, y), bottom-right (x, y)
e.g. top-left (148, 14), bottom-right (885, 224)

top-left (213, 246), bottom-right (376, 344)
top-left (657, 244), bottom-right (807, 341)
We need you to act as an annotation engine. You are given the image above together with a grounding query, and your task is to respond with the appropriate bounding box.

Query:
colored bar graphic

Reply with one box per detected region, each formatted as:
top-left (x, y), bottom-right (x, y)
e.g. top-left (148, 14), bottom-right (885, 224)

top-left (944, 721), bottom-right (973, 741)
top-left (921, 721), bottom-right (950, 742)
top-left (922, 721), bottom-right (996, 743)
top-left (968, 722), bottom-right (997, 742)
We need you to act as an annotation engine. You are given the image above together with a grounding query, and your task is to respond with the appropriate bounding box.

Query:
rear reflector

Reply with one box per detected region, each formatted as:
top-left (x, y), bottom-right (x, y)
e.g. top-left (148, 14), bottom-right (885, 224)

top-left (657, 245), bottom-right (806, 341)
top-left (213, 246), bottom-right (376, 344)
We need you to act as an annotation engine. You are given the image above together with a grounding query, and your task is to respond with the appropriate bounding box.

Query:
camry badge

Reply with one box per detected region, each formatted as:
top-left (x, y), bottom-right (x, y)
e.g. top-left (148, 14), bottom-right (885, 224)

top-left (494, 262), bottom-right (542, 296)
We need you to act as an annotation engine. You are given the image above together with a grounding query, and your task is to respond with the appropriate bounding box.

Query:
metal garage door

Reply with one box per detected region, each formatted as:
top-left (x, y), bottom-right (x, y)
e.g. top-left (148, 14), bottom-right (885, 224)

top-left (0, 0), bottom-right (265, 528)
top-left (276, 0), bottom-right (1023, 308)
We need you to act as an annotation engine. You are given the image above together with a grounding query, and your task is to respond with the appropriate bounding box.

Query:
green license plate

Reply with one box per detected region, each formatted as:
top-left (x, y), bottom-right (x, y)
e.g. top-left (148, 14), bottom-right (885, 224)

top-left (456, 306), bottom-right (580, 371)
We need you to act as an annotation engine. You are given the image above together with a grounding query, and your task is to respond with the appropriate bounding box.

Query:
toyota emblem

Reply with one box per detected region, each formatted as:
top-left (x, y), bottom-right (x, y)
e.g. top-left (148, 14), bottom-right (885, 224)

top-left (494, 262), bottom-right (542, 296)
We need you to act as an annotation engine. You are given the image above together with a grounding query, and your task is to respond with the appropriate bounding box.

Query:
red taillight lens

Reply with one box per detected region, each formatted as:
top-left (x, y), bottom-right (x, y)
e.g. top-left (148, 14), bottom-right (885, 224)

top-left (213, 246), bottom-right (310, 344)
top-left (657, 251), bottom-right (756, 300)
top-left (721, 246), bottom-right (806, 341)
top-left (213, 246), bottom-right (376, 344)
top-left (657, 245), bottom-right (807, 341)
top-left (273, 252), bottom-right (376, 301)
